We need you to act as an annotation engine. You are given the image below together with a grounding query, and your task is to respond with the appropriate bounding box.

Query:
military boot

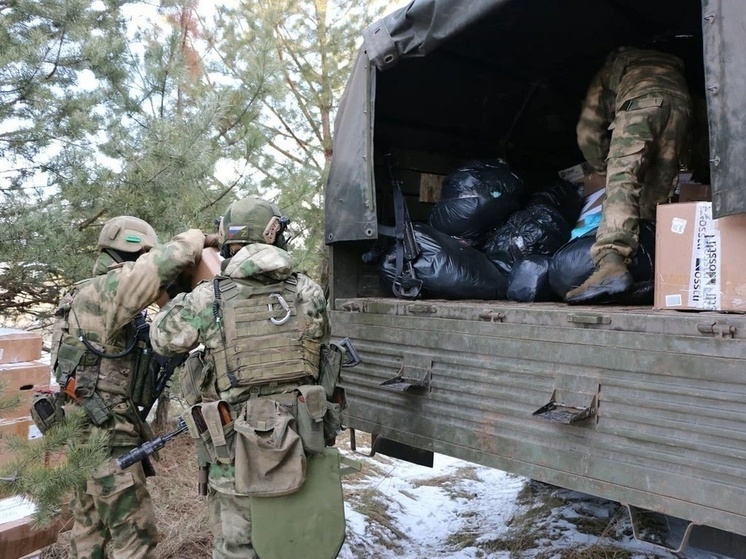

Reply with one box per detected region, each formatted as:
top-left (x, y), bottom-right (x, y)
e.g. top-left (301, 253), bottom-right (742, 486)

top-left (565, 252), bottom-right (633, 305)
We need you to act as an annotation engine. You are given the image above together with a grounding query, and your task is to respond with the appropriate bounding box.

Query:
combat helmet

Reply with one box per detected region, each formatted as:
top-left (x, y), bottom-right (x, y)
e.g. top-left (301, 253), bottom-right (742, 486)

top-left (97, 216), bottom-right (157, 254)
top-left (220, 197), bottom-right (288, 251)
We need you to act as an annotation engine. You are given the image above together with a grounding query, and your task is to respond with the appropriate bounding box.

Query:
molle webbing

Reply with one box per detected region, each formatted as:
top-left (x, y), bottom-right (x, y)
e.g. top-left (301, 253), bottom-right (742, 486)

top-left (213, 277), bottom-right (321, 392)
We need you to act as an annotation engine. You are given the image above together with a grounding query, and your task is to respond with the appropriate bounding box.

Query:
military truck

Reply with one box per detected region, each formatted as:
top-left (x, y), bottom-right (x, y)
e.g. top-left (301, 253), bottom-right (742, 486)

top-left (324, 0), bottom-right (746, 555)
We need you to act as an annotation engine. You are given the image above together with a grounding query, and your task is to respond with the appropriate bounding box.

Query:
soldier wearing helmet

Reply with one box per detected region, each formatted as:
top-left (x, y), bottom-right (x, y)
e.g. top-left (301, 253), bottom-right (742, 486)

top-left (46, 215), bottom-right (219, 559)
top-left (150, 197), bottom-right (334, 559)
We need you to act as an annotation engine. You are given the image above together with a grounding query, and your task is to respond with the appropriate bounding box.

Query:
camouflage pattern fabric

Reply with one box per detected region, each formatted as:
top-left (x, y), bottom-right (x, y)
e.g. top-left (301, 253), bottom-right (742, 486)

top-left (207, 488), bottom-right (257, 559)
top-left (61, 228), bottom-right (206, 558)
top-left (150, 242), bottom-right (331, 559)
top-left (69, 448), bottom-right (158, 559)
top-left (576, 47), bottom-right (692, 263)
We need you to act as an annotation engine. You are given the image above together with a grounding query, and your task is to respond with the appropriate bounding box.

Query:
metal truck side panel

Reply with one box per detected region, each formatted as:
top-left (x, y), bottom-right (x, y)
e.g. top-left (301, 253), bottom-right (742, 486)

top-left (333, 300), bottom-right (746, 536)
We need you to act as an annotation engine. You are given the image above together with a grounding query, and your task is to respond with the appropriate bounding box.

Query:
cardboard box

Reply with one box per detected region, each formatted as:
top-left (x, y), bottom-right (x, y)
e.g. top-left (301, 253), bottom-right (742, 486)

top-left (558, 162), bottom-right (592, 185)
top-left (191, 247), bottom-right (222, 288)
top-left (156, 248), bottom-right (223, 308)
top-left (0, 330), bottom-right (42, 366)
top-left (0, 362), bottom-right (51, 421)
top-left (0, 497), bottom-right (61, 559)
top-left (655, 202), bottom-right (746, 312)
top-left (581, 172), bottom-right (606, 197)
top-left (0, 419), bottom-right (36, 467)
top-left (678, 183), bottom-right (712, 203)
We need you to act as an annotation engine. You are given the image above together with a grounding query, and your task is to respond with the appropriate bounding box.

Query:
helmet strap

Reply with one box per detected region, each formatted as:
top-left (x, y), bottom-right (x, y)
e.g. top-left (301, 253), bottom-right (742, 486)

top-left (105, 248), bottom-right (140, 263)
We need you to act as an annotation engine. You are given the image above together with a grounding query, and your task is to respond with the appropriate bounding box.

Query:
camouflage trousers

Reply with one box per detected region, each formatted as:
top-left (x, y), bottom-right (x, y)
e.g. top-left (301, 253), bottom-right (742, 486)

top-left (69, 447), bottom-right (158, 559)
top-left (208, 487), bottom-right (257, 559)
top-left (591, 93), bottom-right (691, 264)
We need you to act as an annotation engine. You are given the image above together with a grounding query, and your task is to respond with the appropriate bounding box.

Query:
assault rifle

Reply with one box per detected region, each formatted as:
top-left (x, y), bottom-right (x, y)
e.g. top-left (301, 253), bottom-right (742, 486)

top-left (117, 416), bottom-right (188, 470)
top-left (382, 153), bottom-right (422, 299)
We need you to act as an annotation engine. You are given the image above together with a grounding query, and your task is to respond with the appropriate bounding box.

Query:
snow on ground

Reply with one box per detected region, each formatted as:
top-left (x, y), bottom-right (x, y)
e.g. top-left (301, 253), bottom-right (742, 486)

top-left (337, 442), bottom-right (732, 559)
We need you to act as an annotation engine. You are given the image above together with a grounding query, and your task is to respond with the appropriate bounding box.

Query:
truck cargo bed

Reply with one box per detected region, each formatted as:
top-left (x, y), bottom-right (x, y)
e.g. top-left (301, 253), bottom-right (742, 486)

top-left (332, 297), bottom-right (746, 537)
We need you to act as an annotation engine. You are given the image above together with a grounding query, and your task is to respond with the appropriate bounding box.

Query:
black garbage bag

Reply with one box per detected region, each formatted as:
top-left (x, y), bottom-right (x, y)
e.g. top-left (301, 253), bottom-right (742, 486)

top-left (612, 280), bottom-right (654, 305)
top-left (429, 159), bottom-right (523, 245)
top-left (527, 178), bottom-right (583, 225)
top-left (507, 255), bottom-right (557, 302)
top-left (380, 223), bottom-right (508, 300)
top-left (481, 204), bottom-right (572, 275)
top-left (548, 220), bottom-right (656, 299)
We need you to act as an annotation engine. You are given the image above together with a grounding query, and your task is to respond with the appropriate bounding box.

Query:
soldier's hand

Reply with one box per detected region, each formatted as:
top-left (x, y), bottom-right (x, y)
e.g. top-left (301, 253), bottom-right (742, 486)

top-left (204, 233), bottom-right (221, 248)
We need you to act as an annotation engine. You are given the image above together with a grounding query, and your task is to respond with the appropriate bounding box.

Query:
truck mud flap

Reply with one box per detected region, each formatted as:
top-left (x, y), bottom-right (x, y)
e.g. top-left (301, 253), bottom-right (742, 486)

top-left (349, 429), bottom-right (434, 467)
top-left (371, 435), bottom-right (434, 467)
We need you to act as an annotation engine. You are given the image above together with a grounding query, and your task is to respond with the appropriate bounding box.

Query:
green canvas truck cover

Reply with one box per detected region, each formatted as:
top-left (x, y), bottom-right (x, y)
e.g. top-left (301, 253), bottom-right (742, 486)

top-left (324, 0), bottom-right (746, 244)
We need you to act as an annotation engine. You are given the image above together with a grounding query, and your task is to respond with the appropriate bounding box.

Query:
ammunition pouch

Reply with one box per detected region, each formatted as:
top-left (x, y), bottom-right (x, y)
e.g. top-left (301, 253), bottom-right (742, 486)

top-left (317, 342), bottom-right (348, 446)
top-left (128, 345), bottom-right (155, 408)
top-left (184, 401), bottom-right (235, 465)
top-left (30, 392), bottom-right (65, 434)
top-left (323, 401), bottom-right (342, 447)
top-left (295, 385), bottom-right (326, 455)
top-left (81, 392), bottom-right (114, 427)
top-left (318, 342), bottom-right (345, 400)
top-left (55, 340), bottom-right (113, 426)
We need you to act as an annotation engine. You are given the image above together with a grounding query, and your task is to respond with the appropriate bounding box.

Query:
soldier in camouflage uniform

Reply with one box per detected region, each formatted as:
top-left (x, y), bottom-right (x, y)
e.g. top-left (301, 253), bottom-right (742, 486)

top-left (566, 46), bottom-right (692, 304)
top-left (51, 216), bottom-right (218, 559)
top-left (149, 197), bottom-right (331, 559)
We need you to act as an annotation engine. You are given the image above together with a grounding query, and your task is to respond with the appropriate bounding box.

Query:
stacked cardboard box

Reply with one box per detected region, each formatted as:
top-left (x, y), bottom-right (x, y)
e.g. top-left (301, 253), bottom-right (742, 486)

top-left (0, 330), bottom-right (60, 558)
top-left (676, 171), bottom-right (712, 203)
top-left (0, 329), bottom-right (50, 423)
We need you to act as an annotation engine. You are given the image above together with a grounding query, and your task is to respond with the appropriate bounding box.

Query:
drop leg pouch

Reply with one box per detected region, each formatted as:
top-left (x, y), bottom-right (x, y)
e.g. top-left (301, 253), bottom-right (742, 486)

top-left (250, 447), bottom-right (345, 559)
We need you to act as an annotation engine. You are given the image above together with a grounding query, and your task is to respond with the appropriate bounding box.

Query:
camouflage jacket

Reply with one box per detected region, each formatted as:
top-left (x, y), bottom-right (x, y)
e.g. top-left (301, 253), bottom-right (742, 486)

top-left (150, 243), bottom-right (331, 396)
top-left (57, 229), bottom-right (205, 446)
top-left (576, 47), bottom-right (691, 173)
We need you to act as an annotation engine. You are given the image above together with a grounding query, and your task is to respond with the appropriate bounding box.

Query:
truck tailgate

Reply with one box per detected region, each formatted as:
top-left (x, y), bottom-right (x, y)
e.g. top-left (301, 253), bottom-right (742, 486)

top-left (332, 298), bottom-right (746, 536)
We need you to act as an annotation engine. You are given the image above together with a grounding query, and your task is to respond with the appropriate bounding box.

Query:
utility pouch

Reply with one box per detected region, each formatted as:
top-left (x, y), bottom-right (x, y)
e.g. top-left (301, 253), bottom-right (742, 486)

top-left (318, 343), bottom-right (345, 400)
top-left (30, 392), bottom-right (65, 434)
top-left (129, 345), bottom-right (155, 408)
top-left (180, 351), bottom-right (205, 406)
top-left (233, 397), bottom-right (306, 496)
top-left (200, 401), bottom-right (235, 465)
top-left (295, 385), bottom-right (326, 455)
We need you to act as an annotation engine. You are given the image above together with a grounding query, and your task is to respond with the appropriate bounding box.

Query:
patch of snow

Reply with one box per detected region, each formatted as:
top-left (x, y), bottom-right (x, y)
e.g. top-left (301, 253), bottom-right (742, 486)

top-left (338, 444), bottom-right (735, 559)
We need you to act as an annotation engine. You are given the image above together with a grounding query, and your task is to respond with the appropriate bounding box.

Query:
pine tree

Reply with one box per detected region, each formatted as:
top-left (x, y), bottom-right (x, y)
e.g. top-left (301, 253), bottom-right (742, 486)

top-left (207, 0), bottom-right (384, 283)
top-left (0, 392), bottom-right (108, 526)
top-left (0, 0), bottom-right (272, 318)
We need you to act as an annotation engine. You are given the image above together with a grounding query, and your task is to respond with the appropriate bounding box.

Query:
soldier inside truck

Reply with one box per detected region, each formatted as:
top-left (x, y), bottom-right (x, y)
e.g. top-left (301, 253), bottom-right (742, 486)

top-left (340, 0), bottom-right (717, 306)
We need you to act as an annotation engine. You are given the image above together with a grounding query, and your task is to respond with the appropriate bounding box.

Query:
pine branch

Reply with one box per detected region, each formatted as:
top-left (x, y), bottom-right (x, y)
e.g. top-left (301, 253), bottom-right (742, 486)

top-left (0, 408), bottom-right (109, 527)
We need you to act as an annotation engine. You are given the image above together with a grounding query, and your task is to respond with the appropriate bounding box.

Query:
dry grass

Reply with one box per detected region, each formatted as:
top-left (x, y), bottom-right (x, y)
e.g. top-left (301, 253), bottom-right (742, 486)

top-left (478, 481), bottom-right (670, 559)
top-left (41, 434), bottom-right (212, 559)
